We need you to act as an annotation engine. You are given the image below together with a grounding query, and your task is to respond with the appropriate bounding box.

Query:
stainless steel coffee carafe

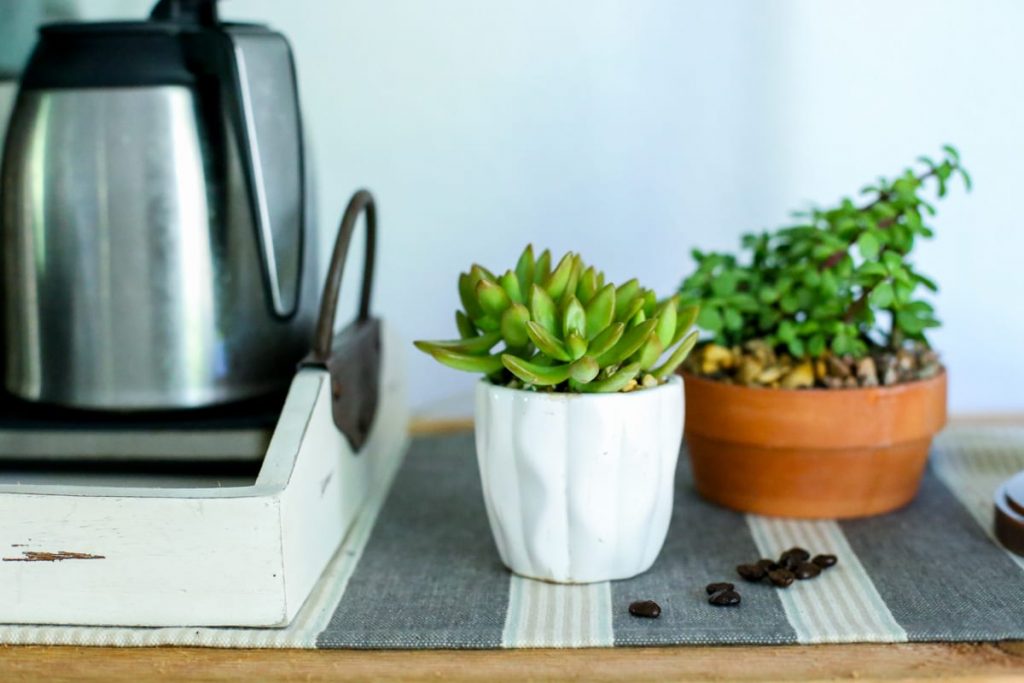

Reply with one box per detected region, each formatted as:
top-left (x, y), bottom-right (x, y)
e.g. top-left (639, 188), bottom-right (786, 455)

top-left (0, 0), bottom-right (317, 410)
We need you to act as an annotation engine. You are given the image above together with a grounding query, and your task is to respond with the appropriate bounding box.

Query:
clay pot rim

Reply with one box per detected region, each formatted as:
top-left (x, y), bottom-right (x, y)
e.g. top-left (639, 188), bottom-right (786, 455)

top-left (682, 368), bottom-right (947, 449)
top-left (479, 374), bottom-right (681, 402)
top-left (680, 366), bottom-right (947, 396)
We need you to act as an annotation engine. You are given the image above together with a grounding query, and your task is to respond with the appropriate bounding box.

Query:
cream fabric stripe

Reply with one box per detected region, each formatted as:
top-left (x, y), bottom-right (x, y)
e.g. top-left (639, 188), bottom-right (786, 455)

top-left (931, 426), bottom-right (1024, 571)
top-left (0, 439), bottom-right (408, 648)
top-left (501, 577), bottom-right (613, 647)
top-left (746, 516), bottom-right (907, 644)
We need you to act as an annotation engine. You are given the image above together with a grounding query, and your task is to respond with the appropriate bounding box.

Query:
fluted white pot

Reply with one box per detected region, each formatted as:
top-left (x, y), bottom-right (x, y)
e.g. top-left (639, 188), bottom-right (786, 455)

top-left (474, 376), bottom-right (684, 583)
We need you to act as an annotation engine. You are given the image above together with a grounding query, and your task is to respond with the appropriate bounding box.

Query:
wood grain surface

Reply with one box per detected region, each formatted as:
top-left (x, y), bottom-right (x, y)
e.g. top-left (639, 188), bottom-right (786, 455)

top-left (1, 642), bottom-right (1023, 682)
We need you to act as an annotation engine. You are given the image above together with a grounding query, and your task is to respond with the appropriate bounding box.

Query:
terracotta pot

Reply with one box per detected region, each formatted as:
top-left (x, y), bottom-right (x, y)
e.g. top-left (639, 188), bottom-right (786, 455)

top-left (682, 370), bottom-right (947, 518)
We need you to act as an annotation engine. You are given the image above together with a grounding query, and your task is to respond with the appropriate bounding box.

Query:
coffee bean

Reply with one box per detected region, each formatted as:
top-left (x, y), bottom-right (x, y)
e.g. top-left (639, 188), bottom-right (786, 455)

top-left (736, 563), bottom-right (766, 581)
top-left (768, 569), bottom-right (795, 588)
top-left (756, 558), bottom-right (779, 572)
top-left (812, 554), bottom-right (838, 569)
top-left (709, 589), bottom-right (741, 607)
top-left (779, 547), bottom-right (810, 570)
top-left (793, 561), bottom-right (821, 580)
top-left (629, 600), bottom-right (661, 618)
top-left (706, 582), bottom-right (735, 595)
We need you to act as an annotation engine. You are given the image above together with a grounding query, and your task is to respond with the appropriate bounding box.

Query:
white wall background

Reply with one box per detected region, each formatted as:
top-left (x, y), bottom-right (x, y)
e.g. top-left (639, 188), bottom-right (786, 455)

top-left (66, 0), bottom-right (1024, 415)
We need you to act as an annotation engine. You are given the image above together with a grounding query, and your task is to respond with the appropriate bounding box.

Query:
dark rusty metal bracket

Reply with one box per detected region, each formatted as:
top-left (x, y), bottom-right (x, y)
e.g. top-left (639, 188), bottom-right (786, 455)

top-left (300, 189), bottom-right (380, 452)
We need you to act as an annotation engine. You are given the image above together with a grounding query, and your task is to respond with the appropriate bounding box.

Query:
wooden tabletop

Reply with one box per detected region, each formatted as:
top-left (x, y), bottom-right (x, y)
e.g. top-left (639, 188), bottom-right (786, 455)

top-left (1, 642), bottom-right (1023, 682)
top-left (2, 416), bottom-right (1022, 682)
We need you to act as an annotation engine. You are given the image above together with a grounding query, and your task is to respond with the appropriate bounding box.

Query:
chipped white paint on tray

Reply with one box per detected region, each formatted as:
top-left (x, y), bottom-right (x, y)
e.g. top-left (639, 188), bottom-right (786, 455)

top-left (0, 323), bottom-right (408, 628)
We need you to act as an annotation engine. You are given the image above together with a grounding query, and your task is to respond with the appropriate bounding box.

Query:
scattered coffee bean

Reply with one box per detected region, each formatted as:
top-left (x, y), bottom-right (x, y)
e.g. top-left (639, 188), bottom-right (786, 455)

top-left (779, 547), bottom-right (810, 570)
top-left (704, 550), bottom-right (839, 607)
top-left (709, 589), bottom-right (741, 607)
top-left (768, 568), bottom-right (796, 588)
top-left (781, 547), bottom-right (809, 560)
top-left (812, 554), bottom-right (838, 569)
top-left (629, 600), bottom-right (661, 618)
top-left (793, 561), bottom-right (821, 580)
top-left (736, 563), bottom-right (766, 582)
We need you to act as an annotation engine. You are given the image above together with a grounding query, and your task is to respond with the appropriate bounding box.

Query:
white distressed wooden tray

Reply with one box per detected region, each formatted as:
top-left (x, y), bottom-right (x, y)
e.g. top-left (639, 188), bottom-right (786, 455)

top-left (0, 323), bottom-right (408, 628)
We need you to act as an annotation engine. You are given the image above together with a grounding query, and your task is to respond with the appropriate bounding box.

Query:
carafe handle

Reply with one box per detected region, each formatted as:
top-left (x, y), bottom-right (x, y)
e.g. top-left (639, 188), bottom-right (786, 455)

top-left (220, 24), bottom-right (306, 319)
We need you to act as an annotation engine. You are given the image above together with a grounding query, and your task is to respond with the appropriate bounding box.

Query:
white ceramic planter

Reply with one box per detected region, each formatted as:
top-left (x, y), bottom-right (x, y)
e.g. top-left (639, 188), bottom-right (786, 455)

top-left (474, 376), bottom-right (684, 583)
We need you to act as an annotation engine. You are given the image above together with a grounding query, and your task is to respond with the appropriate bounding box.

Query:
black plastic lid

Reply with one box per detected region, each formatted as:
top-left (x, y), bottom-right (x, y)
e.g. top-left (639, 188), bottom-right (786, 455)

top-left (17, 0), bottom-right (261, 90)
top-left (21, 21), bottom-right (196, 89)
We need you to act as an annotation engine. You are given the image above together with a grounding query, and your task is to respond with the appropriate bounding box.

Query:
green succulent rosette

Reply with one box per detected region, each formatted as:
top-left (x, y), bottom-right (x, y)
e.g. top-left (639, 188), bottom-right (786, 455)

top-left (415, 246), bottom-right (699, 393)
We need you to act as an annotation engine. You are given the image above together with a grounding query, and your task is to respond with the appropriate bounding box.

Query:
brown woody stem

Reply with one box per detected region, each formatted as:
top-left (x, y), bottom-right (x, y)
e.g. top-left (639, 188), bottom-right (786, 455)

top-left (843, 289), bottom-right (872, 323)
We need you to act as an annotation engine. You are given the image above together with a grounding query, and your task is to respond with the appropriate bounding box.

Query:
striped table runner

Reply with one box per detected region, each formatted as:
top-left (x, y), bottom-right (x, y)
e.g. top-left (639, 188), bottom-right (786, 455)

top-left (2, 426), bottom-right (1023, 648)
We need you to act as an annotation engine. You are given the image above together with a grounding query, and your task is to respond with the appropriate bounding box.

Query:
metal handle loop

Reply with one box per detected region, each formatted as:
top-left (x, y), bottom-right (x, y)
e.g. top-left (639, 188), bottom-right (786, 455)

top-left (310, 189), bottom-right (376, 362)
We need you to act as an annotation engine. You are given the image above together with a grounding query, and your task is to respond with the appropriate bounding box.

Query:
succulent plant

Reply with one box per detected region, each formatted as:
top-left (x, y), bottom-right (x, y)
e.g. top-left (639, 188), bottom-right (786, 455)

top-left (415, 245), bottom-right (699, 393)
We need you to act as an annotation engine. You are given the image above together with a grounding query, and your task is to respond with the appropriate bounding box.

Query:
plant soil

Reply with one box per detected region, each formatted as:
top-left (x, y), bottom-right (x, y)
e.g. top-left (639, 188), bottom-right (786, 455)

top-left (683, 339), bottom-right (941, 389)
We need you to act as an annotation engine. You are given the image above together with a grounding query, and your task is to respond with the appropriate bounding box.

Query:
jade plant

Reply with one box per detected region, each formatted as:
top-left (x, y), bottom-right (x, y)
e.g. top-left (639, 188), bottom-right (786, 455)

top-left (678, 146), bottom-right (969, 388)
top-left (415, 246), bottom-right (699, 392)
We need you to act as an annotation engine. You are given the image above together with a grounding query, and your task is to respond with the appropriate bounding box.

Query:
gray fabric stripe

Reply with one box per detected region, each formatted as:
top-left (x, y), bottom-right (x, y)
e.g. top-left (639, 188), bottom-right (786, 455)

top-left (610, 448), bottom-right (798, 645)
top-left (747, 517), bottom-right (906, 643)
top-left (316, 433), bottom-right (510, 648)
top-left (840, 465), bottom-right (1024, 642)
top-left (931, 428), bottom-right (1024, 571)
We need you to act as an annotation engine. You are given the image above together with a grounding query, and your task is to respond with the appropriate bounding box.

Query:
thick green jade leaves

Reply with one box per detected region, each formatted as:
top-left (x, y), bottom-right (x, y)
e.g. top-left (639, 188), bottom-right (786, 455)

top-left (565, 333), bottom-right (588, 361)
top-left (651, 330), bottom-right (699, 378)
top-left (419, 347), bottom-right (504, 374)
top-left (414, 331), bottom-right (501, 355)
top-left (545, 252), bottom-right (576, 301)
top-left (597, 319), bottom-right (657, 367)
top-left (572, 362), bottom-right (641, 393)
top-left (525, 321), bottom-right (571, 361)
top-left (569, 356), bottom-right (599, 383)
top-left (588, 322), bottom-right (624, 357)
top-left (530, 284), bottom-right (557, 334)
top-left (499, 270), bottom-right (524, 305)
top-left (577, 267), bottom-right (599, 304)
top-left (502, 355), bottom-right (569, 386)
top-left (501, 304), bottom-right (530, 348)
top-left (679, 146), bottom-right (969, 359)
top-left (635, 334), bottom-right (664, 371)
top-left (476, 279), bottom-right (510, 318)
top-left (654, 297), bottom-right (678, 348)
top-left (614, 280), bottom-right (640, 320)
top-left (585, 284), bottom-right (615, 339)
top-left (455, 310), bottom-right (476, 339)
top-left (414, 245), bottom-right (701, 393)
top-left (515, 245), bottom-right (535, 293)
top-left (563, 297), bottom-right (586, 339)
